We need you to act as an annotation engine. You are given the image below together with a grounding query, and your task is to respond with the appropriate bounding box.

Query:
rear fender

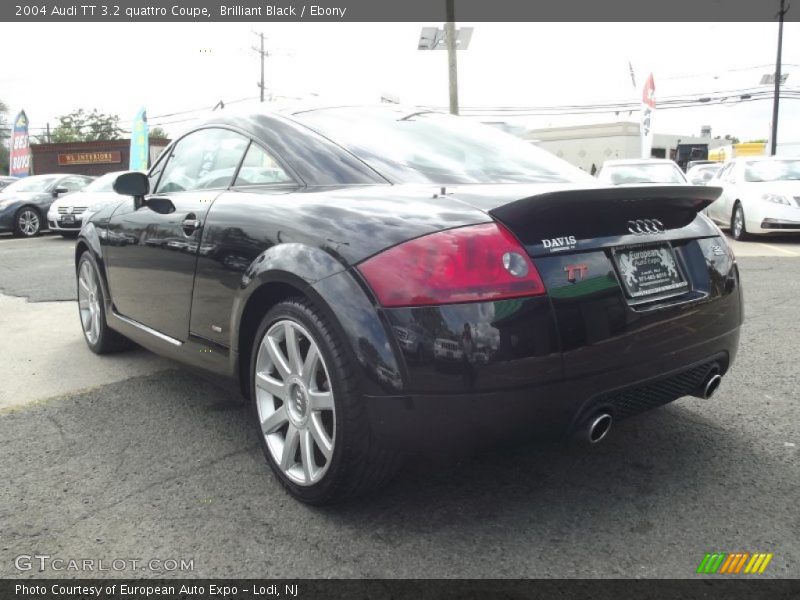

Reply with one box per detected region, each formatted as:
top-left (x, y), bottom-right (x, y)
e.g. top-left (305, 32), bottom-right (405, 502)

top-left (230, 244), bottom-right (403, 395)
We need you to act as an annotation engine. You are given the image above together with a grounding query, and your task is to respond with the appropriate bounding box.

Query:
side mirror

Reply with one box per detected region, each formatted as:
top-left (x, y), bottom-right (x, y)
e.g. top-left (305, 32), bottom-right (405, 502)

top-left (53, 186), bottom-right (69, 196)
top-left (113, 172), bottom-right (150, 209)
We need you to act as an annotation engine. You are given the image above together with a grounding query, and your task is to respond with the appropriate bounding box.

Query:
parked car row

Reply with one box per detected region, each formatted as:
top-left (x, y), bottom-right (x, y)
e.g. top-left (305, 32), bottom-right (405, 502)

top-left (0, 174), bottom-right (93, 237)
top-left (0, 171), bottom-right (135, 238)
top-left (594, 156), bottom-right (799, 241)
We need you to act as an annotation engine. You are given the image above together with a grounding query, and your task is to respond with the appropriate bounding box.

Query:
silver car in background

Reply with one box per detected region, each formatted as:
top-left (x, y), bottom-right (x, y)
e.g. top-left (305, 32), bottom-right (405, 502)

top-left (47, 171), bottom-right (127, 238)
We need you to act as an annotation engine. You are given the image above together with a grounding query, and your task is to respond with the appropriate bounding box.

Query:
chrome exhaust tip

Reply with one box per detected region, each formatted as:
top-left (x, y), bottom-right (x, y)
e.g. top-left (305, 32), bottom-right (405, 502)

top-left (702, 373), bottom-right (722, 399)
top-left (587, 413), bottom-right (613, 444)
top-left (691, 368), bottom-right (723, 399)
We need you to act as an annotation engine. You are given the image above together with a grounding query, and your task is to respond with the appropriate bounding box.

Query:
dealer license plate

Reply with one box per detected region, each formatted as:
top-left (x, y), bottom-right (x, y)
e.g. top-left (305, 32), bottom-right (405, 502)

top-left (613, 243), bottom-right (687, 298)
top-left (62, 215), bottom-right (75, 224)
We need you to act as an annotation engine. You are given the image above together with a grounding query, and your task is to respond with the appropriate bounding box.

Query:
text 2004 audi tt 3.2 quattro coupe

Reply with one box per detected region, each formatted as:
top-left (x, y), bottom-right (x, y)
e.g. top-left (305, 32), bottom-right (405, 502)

top-left (75, 105), bottom-right (742, 504)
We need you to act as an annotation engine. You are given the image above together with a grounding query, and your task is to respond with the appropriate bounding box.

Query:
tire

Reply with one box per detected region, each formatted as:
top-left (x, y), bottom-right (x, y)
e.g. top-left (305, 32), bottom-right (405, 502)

top-left (731, 202), bottom-right (750, 241)
top-left (77, 251), bottom-right (135, 354)
top-left (250, 298), bottom-right (402, 504)
top-left (13, 206), bottom-right (41, 237)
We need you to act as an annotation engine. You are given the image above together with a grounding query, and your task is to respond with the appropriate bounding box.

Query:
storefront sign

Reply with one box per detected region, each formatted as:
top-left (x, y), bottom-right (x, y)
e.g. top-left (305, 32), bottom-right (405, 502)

top-left (58, 151), bottom-right (122, 166)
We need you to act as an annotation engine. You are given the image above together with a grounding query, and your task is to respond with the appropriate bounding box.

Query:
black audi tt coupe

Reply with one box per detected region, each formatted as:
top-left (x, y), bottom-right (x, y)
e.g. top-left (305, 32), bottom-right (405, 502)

top-left (75, 105), bottom-right (742, 504)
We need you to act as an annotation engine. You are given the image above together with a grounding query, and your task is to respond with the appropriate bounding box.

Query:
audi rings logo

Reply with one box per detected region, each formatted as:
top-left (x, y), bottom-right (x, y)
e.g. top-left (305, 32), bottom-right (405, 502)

top-left (628, 219), bottom-right (665, 235)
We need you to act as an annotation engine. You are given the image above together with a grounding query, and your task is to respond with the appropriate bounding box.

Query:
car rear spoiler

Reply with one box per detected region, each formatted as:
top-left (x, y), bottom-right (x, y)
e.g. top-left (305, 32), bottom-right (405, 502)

top-left (488, 185), bottom-right (723, 246)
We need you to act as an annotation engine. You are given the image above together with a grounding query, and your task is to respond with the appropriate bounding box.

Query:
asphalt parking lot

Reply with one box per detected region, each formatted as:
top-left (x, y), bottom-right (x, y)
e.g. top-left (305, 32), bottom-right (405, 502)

top-left (0, 232), bottom-right (798, 579)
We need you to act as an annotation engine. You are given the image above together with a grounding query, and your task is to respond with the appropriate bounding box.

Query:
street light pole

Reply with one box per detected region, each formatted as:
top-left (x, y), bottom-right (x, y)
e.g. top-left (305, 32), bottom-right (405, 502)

top-left (770, 0), bottom-right (788, 156)
top-left (445, 0), bottom-right (459, 115)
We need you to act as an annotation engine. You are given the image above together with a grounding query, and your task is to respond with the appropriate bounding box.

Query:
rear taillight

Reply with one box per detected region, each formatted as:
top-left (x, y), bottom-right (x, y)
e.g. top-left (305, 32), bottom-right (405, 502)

top-left (357, 222), bottom-right (546, 307)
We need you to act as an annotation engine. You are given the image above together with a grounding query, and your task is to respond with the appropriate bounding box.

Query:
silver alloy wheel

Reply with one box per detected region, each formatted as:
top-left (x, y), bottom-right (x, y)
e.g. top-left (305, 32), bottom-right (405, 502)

top-left (255, 319), bottom-right (336, 486)
top-left (78, 261), bottom-right (101, 345)
top-left (733, 206), bottom-right (744, 238)
top-left (18, 209), bottom-right (39, 236)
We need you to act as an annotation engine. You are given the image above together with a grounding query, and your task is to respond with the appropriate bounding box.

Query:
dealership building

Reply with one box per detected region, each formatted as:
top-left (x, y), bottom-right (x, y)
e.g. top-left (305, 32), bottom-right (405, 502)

top-left (524, 122), bottom-right (724, 172)
top-left (29, 138), bottom-right (170, 177)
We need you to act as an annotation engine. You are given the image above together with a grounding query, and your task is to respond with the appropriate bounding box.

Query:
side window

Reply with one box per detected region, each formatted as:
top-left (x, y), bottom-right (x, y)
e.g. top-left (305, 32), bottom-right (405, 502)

top-left (60, 177), bottom-right (89, 191)
top-left (234, 143), bottom-right (293, 186)
top-left (716, 164), bottom-right (732, 182)
top-left (155, 128), bottom-right (249, 194)
top-left (148, 148), bottom-right (170, 192)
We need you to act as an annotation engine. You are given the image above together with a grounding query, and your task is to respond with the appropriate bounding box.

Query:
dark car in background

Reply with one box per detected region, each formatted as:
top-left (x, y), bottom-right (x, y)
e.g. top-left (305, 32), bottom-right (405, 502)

top-left (0, 174), bottom-right (93, 236)
top-left (75, 106), bottom-right (742, 504)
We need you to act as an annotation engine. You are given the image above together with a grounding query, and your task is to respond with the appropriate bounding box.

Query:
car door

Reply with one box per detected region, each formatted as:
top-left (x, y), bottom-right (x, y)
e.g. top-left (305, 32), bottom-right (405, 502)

top-left (717, 162), bottom-right (742, 225)
top-left (105, 127), bottom-right (249, 341)
top-left (707, 163), bottom-right (734, 223)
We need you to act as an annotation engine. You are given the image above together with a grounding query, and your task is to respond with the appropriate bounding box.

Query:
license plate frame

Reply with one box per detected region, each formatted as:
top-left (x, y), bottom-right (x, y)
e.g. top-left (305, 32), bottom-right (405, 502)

top-left (612, 242), bottom-right (688, 299)
top-left (61, 214), bottom-right (75, 224)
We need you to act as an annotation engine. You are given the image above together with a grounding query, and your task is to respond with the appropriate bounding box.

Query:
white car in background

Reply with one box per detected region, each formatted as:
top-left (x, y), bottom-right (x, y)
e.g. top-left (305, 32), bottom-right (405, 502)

top-left (596, 158), bottom-right (688, 185)
top-left (705, 157), bottom-right (800, 240)
top-left (47, 171), bottom-right (127, 238)
top-left (686, 162), bottom-right (722, 185)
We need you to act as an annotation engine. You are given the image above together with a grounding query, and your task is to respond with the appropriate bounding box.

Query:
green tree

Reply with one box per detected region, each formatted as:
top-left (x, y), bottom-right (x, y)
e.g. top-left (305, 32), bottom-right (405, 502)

top-left (149, 126), bottom-right (169, 139)
top-left (713, 134), bottom-right (741, 144)
top-left (50, 108), bottom-right (124, 143)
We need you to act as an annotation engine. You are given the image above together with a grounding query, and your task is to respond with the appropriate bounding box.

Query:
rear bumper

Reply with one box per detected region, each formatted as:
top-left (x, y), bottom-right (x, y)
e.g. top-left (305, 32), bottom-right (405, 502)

top-left (365, 327), bottom-right (739, 451)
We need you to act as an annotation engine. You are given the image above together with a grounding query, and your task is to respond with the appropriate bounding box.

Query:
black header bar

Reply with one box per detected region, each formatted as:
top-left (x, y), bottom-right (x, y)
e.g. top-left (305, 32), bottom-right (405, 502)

top-left (1, 0), bottom-right (797, 22)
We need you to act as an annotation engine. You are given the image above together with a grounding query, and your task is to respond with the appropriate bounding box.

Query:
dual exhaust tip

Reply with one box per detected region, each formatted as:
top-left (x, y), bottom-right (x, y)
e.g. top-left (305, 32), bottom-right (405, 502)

top-left (579, 368), bottom-right (723, 445)
top-left (695, 372), bottom-right (722, 400)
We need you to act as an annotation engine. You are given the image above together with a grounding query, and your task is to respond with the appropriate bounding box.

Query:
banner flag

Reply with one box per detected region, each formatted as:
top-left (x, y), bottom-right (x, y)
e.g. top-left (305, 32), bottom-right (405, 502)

top-left (640, 73), bottom-right (656, 159)
top-left (129, 107), bottom-right (149, 170)
top-left (9, 110), bottom-right (31, 177)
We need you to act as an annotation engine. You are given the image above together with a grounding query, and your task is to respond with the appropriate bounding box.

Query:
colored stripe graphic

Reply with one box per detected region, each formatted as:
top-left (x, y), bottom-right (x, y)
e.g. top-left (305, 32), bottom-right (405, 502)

top-left (698, 552), bottom-right (773, 575)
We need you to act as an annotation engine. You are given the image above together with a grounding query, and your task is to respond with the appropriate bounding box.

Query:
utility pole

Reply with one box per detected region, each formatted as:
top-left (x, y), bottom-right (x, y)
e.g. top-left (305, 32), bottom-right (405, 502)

top-left (445, 0), bottom-right (459, 115)
top-left (770, 0), bottom-right (788, 156)
top-left (46, 122), bottom-right (51, 143)
top-left (252, 32), bottom-right (269, 102)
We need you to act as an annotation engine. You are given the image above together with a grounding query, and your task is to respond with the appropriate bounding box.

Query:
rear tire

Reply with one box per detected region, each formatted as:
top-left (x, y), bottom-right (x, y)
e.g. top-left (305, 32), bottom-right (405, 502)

top-left (250, 298), bottom-right (402, 504)
top-left (13, 207), bottom-right (41, 237)
top-left (731, 203), bottom-right (750, 241)
top-left (77, 251), bottom-right (135, 354)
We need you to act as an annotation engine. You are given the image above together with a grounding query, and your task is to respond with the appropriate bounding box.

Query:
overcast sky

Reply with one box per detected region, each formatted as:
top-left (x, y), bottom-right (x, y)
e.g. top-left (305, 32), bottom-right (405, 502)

top-left (1, 22), bottom-right (798, 142)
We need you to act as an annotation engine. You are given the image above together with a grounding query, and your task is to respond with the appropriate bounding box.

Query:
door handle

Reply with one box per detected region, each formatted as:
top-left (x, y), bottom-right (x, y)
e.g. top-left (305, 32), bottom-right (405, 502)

top-left (182, 214), bottom-right (201, 235)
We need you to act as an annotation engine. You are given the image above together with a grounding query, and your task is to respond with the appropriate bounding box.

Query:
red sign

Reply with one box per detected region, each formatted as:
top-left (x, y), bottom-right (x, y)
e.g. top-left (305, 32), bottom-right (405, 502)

top-left (9, 111), bottom-right (31, 177)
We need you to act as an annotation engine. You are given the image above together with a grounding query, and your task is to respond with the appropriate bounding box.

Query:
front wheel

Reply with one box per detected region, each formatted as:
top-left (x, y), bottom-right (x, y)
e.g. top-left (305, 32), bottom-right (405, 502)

top-left (731, 203), bottom-right (750, 241)
top-left (250, 298), bottom-right (402, 504)
top-left (77, 252), bottom-right (135, 354)
top-left (13, 207), bottom-right (41, 237)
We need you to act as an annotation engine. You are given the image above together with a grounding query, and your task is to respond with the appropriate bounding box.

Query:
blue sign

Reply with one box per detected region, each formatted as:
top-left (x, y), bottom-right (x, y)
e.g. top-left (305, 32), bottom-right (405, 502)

top-left (129, 107), bottom-right (149, 171)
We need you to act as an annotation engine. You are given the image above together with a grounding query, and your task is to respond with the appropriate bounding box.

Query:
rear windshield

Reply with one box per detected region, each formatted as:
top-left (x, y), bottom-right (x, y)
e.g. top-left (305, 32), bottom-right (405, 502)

top-left (744, 159), bottom-right (800, 182)
top-left (292, 107), bottom-right (592, 185)
top-left (602, 164), bottom-right (686, 184)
